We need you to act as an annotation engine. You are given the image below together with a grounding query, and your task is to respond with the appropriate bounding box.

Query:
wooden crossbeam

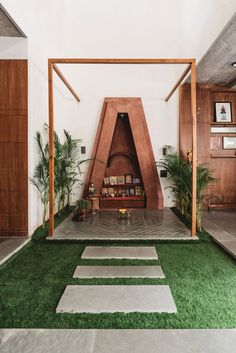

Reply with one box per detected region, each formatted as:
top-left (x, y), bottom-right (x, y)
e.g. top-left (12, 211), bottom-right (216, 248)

top-left (165, 64), bottom-right (192, 102)
top-left (53, 64), bottom-right (80, 102)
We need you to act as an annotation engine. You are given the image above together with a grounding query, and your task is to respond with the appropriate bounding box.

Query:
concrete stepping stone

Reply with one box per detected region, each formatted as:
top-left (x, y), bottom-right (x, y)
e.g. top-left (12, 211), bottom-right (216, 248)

top-left (81, 246), bottom-right (158, 259)
top-left (56, 285), bottom-right (176, 313)
top-left (73, 265), bottom-right (165, 278)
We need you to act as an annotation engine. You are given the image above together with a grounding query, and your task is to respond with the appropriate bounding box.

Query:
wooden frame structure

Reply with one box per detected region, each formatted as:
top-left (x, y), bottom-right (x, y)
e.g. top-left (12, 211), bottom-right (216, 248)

top-left (48, 58), bottom-right (197, 237)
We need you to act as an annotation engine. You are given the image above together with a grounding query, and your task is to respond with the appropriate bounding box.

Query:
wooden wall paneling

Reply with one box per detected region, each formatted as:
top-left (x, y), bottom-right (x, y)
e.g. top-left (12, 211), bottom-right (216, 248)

top-left (0, 60), bottom-right (28, 236)
top-left (210, 158), bottom-right (236, 206)
top-left (179, 83), bottom-right (236, 208)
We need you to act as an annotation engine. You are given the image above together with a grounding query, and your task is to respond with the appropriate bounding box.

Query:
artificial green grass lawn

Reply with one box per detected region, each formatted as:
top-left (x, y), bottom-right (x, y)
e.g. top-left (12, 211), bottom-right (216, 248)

top-left (0, 234), bottom-right (235, 329)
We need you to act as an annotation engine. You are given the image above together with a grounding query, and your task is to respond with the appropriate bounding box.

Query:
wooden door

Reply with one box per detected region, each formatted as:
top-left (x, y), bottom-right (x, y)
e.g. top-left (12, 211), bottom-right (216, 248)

top-left (0, 60), bottom-right (28, 236)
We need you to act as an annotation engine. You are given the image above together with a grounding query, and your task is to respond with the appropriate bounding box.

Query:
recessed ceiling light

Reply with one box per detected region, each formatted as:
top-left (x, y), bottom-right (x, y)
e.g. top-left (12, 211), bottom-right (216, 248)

top-left (232, 62), bottom-right (236, 68)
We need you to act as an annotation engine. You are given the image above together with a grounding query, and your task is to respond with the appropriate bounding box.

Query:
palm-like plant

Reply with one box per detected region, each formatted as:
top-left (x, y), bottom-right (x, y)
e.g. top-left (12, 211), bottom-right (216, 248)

top-left (30, 131), bottom-right (49, 228)
top-left (158, 150), bottom-right (215, 230)
top-left (31, 124), bottom-right (92, 225)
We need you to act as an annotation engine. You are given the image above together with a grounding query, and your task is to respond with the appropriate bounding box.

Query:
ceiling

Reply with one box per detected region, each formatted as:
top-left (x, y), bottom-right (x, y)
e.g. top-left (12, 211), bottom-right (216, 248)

top-left (0, 4), bottom-right (26, 37)
top-left (195, 13), bottom-right (236, 87)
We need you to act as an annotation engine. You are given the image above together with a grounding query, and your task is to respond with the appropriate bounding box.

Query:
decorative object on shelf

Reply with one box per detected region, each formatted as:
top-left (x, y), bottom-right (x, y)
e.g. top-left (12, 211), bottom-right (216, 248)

top-left (211, 126), bottom-right (236, 133)
top-left (103, 177), bottom-right (110, 185)
top-left (129, 188), bottom-right (135, 196)
top-left (210, 136), bottom-right (221, 150)
top-left (72, 199), bottom-right (89, 222)
top-left (223, 136), bottom-right (236, 150)
top-left (88, 181), bottom-right (96, 196)
top-left (135, 185), bottom-right (143, 196)
top-left (125, 174), bottom-right (133, 184)
top-left (133, 177), bottom-right (140, 184)
top-left (214, 102), bottom-right (232, 122)
top-left (187, 150), bottom-right (192, 164)
top-left (116, 175), bottom-right (125, 184)
top-left (109, 176), bottom-right (117, 185)
top-left (117, 208), bottom-right (132, 219)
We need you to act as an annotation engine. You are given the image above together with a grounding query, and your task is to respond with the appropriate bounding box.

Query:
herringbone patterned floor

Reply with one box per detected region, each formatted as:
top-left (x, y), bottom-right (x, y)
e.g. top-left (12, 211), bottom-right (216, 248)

top-left (51, 209), bottom-right (193, 240)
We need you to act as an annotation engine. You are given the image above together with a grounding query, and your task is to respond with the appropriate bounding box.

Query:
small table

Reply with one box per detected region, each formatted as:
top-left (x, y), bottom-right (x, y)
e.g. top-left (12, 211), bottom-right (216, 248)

top-left (87, 197), bottom-right (98, 215)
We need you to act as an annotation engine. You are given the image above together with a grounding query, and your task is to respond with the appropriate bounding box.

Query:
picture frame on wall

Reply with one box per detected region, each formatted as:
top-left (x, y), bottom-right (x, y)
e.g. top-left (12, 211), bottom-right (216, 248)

top-left (133, 177), bottom-right (140, 184)
top-left (125, 174), bottom-right (133, 184)
top-left (210, 136), bottom-right (221, 150)
top-left (223, 136), bottom-right (236, 150)
top-left (214, 102), bottom-right (232, 122)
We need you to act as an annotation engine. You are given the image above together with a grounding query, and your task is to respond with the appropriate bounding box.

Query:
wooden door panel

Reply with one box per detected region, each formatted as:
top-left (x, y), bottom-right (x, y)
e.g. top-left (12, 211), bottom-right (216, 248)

top-left (0, 60), bottom-right (28, 236)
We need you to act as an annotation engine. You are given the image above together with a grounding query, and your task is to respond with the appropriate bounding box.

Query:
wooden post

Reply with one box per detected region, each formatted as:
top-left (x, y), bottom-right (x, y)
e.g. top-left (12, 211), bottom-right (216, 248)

top-left (48, 60), bottom-right (54, 236)
top-left (191, 60), bottom-right (197, 237)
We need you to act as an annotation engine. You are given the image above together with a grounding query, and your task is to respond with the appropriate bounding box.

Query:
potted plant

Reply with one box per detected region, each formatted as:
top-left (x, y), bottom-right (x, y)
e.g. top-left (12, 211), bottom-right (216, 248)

top-left (72, 199), bottom-right (89, 222)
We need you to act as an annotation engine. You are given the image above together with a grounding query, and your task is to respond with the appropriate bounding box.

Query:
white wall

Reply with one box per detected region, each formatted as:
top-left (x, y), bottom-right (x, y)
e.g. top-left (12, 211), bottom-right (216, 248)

top-left (0, 37), bottom-right (27, 58)
top-left (1, 0), bottom-right (236, 234)
top-left (181, 0), bottom-right (236, 60)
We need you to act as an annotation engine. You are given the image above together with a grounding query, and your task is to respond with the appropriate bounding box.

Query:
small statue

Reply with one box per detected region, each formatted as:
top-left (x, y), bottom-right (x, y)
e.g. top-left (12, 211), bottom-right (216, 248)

top-left (88, 182), bottom-right (96, 196)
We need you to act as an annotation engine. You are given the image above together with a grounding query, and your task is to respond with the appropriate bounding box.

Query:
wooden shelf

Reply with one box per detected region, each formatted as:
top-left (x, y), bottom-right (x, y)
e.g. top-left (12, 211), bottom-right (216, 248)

top-left (103, 183), bottom-right (142, 188)
top-left (100, 196), bottom-right (145, 201)
top-left (210, 154), bottom-right (236, 158)
top-left (211, 122), bottom-right (236, 126)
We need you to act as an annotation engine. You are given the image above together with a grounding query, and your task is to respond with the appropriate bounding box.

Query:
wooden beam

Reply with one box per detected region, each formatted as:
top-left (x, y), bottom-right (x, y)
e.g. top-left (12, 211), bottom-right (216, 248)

top-left (49, 58), bottom-right (195, 65)
top-left (165, 64), bottom-right (191, 102)
top-left (53, 64), bottom-right (80, 102)
top-left (191, 60), bottom-right (197, 237)
top-left (48, 61), bottom-right (54, 236)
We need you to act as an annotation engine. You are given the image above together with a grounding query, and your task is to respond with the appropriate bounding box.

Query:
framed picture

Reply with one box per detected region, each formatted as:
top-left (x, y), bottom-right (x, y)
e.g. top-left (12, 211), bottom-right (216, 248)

top-left (133, 177), bottom-right (140, 184)
top-left (214, 102), bottom-right (232, 122)
top-left (109, 176), bottom-right (117, 185)
top-left (223, 136), bottom-right (236, 150)
top-left (103, 177), bottom-right (110, 185)
top-left (116, 175), bottom-right (125, 185)
top-left (129, 188), bottom-right (135, 196)
top-left (210, 136), bottom-right (221, 150)
top-left (211, 126), bottom-right (236, 133)
top-left (125, 174), bottom-right (133, 184)
top-left (135, 186), bottom-right (143, 196)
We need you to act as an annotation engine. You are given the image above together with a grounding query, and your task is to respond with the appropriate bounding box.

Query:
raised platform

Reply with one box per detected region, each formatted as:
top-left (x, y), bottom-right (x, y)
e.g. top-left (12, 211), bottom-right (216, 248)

top-left (49, 208), bottom-right (194, 241)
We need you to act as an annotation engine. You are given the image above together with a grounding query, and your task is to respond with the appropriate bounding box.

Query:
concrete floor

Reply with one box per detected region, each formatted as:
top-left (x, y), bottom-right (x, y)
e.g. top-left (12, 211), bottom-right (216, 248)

top-left (203, 209), bottom-right (236, 259)
top-left (0, 237), bottom-right (30, 265)
top-left (50, 208), bottom-right (193, 240)
top-left (0, 329), bottom-right (235, 353)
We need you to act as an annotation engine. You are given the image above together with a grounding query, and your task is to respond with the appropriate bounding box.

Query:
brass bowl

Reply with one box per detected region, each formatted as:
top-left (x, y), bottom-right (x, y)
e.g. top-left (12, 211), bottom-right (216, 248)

top-left (117, 208), bottom-right (131, 219)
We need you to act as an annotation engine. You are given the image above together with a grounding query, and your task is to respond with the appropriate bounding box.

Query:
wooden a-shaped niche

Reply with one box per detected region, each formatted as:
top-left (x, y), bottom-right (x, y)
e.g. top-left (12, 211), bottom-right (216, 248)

top-left (105, 112), bottom-right (141, 180)
top-left (84, 98), bottom-right (164, 209)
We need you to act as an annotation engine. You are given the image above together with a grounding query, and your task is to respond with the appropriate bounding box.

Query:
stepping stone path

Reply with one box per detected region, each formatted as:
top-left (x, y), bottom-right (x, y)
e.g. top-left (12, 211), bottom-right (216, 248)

top-left (81, 246), bottom-right (158, 259)
top-left (56, 246), bottom-right (177, 314)
top-left (56, 285), bottom-right (176, 313)
top-left (73, 265), bottom-right (165, 278)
